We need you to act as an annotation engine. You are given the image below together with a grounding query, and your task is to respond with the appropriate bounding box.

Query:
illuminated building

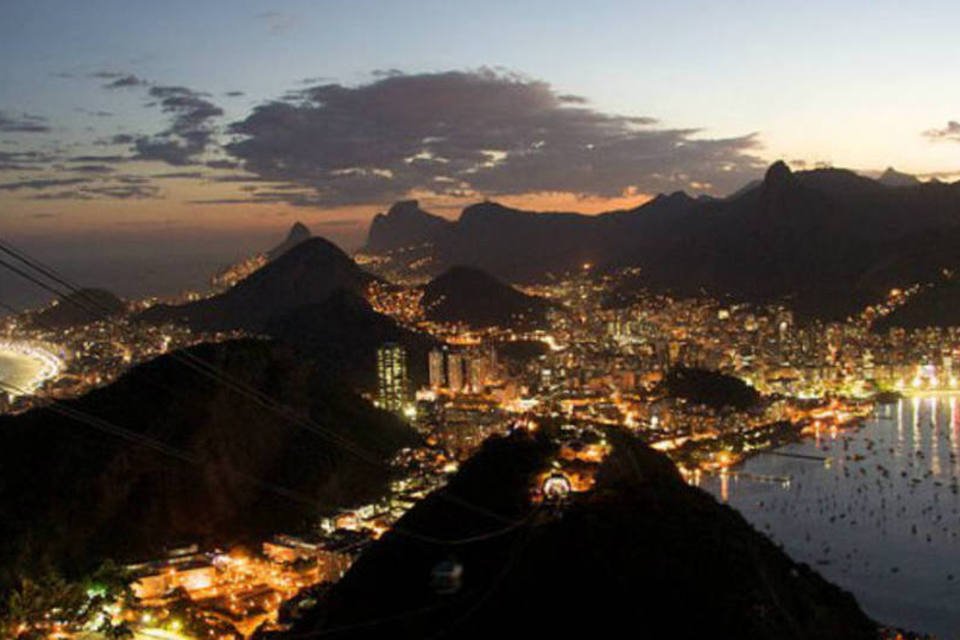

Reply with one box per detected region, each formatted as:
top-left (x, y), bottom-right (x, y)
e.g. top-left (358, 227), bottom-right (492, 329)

top-left (377, 343), bottom-right (409, 414)
top-left (447, 352), bottom-right (464, 392)
top-left (428, 348), bottom-right (446, 389)
top-left (468, 354), bottom-right (488, 391)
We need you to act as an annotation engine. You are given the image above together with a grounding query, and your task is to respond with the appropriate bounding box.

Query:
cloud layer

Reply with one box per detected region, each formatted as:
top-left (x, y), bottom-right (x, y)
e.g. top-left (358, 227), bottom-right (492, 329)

top-left (4, 68), bottom-right (767, 209)
top-left (130, 86), bottom-right (224, 165)
top-left (924, 121), bottom-right (960, 142)
top-left (225, 69), bottom-right (764, 206)
top-left (0, 111), bottom-right (51, 133)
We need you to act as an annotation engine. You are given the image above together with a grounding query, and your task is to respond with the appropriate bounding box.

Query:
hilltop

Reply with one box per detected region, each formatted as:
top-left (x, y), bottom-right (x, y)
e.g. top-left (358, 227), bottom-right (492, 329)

top-left (364, 165), bottom-right (960, 322)
top-left (267, 221), bottom-right (312, 260)
top-left (268, 289), bottom-right (437, 390)
top-left (365, 200), bottom-right (451, 253)
top-left (29, 288), bottom-right (125, 330)
top-left (283, 428), bottom-right (877, 639)
top-left (0, 339), bottom-right (418, 589)
top-left (140, 237), bottom-right (376, 331)
top-left (420, 266), bottom-right (551, 329)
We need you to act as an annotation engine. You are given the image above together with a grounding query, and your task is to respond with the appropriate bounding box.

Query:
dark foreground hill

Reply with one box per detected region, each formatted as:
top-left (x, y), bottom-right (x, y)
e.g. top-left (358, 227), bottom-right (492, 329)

top-left (139, 237), bottom-right (375, 331)
top-left (268, 289), bottom-right (437, 390)
top-left (29, 288), bottom-right (125, 330)
top-left (0, 339), bottom-right (418, 590)
top-left (281, 428), bottom-right (877, 640)
top-left (365, 164), bottom-right (960, 322)
top-left (421, 266), bottom-right (551, 329)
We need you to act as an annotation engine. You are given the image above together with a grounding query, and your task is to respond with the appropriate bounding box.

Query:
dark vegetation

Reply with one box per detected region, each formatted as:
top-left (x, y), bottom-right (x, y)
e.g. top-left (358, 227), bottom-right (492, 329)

top-left (29, 288), bottom-right (125, 330)
top-left (0, 340), bottom-right (418, 592)
top-left (268, 289), bottom-right (437, 389)
top-left (282, 428), bottom-right (877, 639)
top-left (421, 266), bottom-right (551, 329)
top-left (662, 367), bottom-right (761, 411)
top-left (874, 278), bottom-right (960, 331)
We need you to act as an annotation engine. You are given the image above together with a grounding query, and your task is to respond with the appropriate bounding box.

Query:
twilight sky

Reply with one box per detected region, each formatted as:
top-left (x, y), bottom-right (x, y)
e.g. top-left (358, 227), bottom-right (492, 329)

top-left (1, 0), bottom-right (959, 268)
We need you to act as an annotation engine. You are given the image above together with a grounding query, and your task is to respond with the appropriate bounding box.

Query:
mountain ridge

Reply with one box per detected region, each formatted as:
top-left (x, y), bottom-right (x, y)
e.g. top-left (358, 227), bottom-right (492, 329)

top-left (364, 164), bottom-right (960, 321)
top-left (140, 236), bottom-right (376, 331)
top-left (0, 339), bottom-right (418, 589)
top-left (283, 428), bottom-right (878, 639)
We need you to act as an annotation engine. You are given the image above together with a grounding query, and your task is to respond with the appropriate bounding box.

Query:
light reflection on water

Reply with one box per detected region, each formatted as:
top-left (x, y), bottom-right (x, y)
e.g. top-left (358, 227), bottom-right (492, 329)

top-left (700, 396), bottom-right (960, 639)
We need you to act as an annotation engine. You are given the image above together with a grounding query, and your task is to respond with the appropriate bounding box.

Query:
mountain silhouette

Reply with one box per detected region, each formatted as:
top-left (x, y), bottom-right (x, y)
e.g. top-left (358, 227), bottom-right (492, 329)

top-left (874, 278), bottom-right (960, 331)
top-left (29, 288), bottom-right (125, 330)
top-left (878, 167), bottom-right (920, 188)
top-left (268, 289), bottom-right (437, 389)
top-left (365, 200), bottom-right (452, 253)
top-left (140, 237), bottom-right (375, 331)
top-left (284, 428), bottom-right (877, 639)
top-left (267, 221), bottom-right (312, 260)
top-left (366, 164), bottom-right (960, 321)
top-left (421, 266), bottom-right (551, 329)
top-left (0, 339), bottom-right (417, 589)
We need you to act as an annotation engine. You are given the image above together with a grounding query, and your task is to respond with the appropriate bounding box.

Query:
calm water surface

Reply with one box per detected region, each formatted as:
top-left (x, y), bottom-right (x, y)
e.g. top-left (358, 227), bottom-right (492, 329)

top-left (702, 396), bottom-right (960, 638)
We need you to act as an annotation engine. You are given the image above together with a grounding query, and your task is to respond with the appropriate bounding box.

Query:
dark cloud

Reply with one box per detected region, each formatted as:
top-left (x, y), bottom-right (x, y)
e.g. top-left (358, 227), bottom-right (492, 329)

top-left (0, 166), bottom-right (161, 200)
top-left (81, 183), bottom-right (161, 199)
top-left (225, 69), bottom-right (764, 206)
top-left (68, 154), bottom-right (129, 163)
top-left (205, 159), bottom-right (240, 169)
top-left (189, 198), bottom-right (259, 205)
top-left (21, 179), bottom-right (162, 201)
top-left (103, 74), bottom-right (148, 89)
top-left (0, 177), bottom-right (91, 191)
top-left (0, 150), bottom-right (54, 170)
top-left (29, 191), bottom-right (94, 201)
top-left (924, 121), bottom-right (960, 142)
top-left (153, 170), bottom-right (205, 179)
top-left (0, 111), bottom-right (51, 133)
top-left (127, 86), bottom-right (224, 165)
top-left (64, 164), bottom-right (116, 174)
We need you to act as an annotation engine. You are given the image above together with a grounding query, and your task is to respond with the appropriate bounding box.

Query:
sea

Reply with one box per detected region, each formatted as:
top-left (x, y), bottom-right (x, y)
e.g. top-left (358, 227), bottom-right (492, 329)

top-left (701, 395), bottom-right (960, 638)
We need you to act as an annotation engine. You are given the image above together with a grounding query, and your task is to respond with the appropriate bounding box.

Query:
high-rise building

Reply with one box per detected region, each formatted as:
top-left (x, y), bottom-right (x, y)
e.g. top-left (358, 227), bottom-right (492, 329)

top-left (377, 342), bottom-right (409, 414)
top-left (468, 355), bottom-right (488, 391)
top-left (447, 353), bottom-right (464, 392)
top-left (428, 348), bottom-right (446, 389)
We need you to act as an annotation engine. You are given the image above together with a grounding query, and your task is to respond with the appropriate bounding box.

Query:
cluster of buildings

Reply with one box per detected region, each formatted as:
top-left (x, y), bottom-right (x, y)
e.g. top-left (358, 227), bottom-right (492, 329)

top-left (12, 254), bottom-right (960, 639)
top-left (427, 345), bottom-right (499, 393)
top-left (366, 267), bottom-right (940, 483)
top-left (125, 537), bottom-right (355, 638)
top-left (0, 312), bottom-right (245, 414)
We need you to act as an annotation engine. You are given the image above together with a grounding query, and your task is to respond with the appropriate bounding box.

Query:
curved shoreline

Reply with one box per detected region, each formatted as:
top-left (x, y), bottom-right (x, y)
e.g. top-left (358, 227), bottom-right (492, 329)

top-left (0, 340), bottom-right (64, 397)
